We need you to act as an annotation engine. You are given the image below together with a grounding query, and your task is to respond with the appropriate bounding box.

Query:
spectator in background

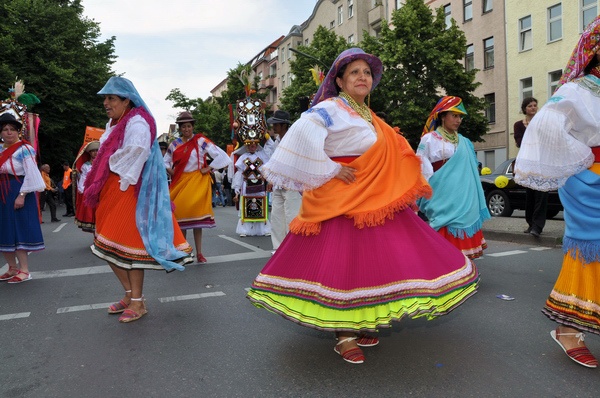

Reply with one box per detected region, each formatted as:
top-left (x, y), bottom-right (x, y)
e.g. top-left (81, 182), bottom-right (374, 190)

top-left (62, 161), bottom-right (75, 217)
top-left (40, 163), bottom-right (60, 222)
top-left (513, 96), bottom-right (547, 237)
top-left (264, 110), bottom-right (301, 254)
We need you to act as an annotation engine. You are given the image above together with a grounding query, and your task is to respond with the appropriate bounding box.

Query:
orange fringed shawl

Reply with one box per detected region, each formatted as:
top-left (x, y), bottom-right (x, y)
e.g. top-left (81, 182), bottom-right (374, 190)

top-left (289, 113), bottom-right (432, 235)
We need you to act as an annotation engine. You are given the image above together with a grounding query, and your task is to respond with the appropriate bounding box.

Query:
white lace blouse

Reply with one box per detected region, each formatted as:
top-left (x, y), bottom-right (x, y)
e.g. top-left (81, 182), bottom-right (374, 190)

top-left (515, 76), bottom-right (600, 191)
top-left (0, 143), bottom-right (45, 193)
top-left (260, 97), bottom-right (377, 191)
top-left (416, 131), bottom-right (457, 181)
top-left (101, 114), bottom-right (151, 191)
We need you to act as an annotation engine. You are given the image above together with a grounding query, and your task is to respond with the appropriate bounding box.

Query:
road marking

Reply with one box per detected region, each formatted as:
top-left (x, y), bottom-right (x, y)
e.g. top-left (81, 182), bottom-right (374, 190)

top-left (219, 235), bottom-right (270, 252)
top-left (53, 223), bottom-right (68, 232)
top-left (530, 247), bottom-right (552, 251)
top-left (486, 250), bottom-right (528, 257)
top-left (27, 250), bottom-right (271, 280)
top-left (57, 302), bottom-right (113, 313)
top-left (0, 312), bottom-right (31, 321)
top-left (159, 291), bottom-right (225, 302)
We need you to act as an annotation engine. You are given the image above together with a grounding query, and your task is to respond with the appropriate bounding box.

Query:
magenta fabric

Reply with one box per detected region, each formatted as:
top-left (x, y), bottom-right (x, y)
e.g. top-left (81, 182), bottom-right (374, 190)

top-left (259, 208), bottom-right (472, 293)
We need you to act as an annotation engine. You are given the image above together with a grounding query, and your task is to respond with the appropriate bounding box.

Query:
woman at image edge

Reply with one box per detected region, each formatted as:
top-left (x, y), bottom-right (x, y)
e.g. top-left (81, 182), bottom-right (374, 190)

top-left (247, 48), bottom-right (479, 364)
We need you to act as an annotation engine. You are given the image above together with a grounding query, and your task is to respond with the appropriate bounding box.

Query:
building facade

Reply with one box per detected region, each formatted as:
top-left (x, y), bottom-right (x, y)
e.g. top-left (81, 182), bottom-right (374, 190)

top-left (505, 0), bottom-right (598, 159)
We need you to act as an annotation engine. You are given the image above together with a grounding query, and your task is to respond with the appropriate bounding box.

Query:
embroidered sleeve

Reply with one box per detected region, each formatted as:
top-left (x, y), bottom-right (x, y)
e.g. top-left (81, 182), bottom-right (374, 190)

top-left (20, 145), bottom-right (45, 193)
top-left (109, 115), bottom-right (152, 190)
top-left (260, 113), bottom-right (341, 191)
top-left (206, 141), bottom-right (231, 170)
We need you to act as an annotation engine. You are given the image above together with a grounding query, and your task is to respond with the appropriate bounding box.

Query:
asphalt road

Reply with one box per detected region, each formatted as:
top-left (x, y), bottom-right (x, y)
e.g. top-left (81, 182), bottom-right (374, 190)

top-left (1, 206), bottom-right (597, 398)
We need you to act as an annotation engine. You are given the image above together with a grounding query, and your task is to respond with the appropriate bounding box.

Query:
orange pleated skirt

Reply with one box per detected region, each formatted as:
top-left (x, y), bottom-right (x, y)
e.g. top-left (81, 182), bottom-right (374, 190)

top-left (92, 173), bottom-right (192, 270)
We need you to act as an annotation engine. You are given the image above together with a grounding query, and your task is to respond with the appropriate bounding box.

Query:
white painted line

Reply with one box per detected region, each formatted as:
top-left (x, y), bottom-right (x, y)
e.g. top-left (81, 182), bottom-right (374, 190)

top-left (57, 302), bottom-right (112, 314)
top-left (0, 312), bottom-right (31, 321)
top-left (486, 250), bottom-right (529, 257)
top-left (530, 247), bottom-right (552, 251)
top-left (244, 287), bottom-right (251, 292)
top-left (219, 234), bottom-right (271, 252)
top-left (159, 291), bottom-right (225, 303)
top-left (53, 223), bottom-right (68, 232)
top-left (32, 265), bottom-right (113, 279)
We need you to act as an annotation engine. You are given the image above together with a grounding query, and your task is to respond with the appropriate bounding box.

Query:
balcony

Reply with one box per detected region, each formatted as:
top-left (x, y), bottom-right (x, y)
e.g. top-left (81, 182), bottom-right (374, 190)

top-left (260, 75), bottom-right (277, 90)
top-left (368, 3), bottom-right (384, 27)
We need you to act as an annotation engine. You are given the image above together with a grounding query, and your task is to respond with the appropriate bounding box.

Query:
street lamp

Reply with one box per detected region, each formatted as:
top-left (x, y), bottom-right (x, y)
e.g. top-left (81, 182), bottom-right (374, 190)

top-left (289, 48), bottom-right (329, 70)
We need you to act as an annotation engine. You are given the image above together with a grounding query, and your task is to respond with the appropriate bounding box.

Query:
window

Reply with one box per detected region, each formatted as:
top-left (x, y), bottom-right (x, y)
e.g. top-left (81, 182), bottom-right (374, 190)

top-left (348, 34), bottom-right (355, 44)
top-left (548, 70), bottom-right (562, 96)
top-left (444, 4), bottom-right (452, 30)
top-left (519, 16), bottom-right (532, 51)
top-left (483, 37), bottom-right (494, 69)
top-left (282, 74), bottom-right (286, 90)
top-left (464, 0), bottom-right (472, 22)
top-left (338, 5), bottom-right (343, 25)
top-left (548, 4), bottom-right (562, 42)
top-left (465, 44), bottom-right (474, 72)
top-left (582, 0), bottom-right (597, 31)
top-left (305, 38), bottom-right (309, 45)
top-left (287, 44), bottom-right (291, 60)
top-left (330, 20), bottom-right (335, 29)
top-left (288, 72), bottom-right (294, 82)
top-left (280, 47), bottom-right (285, 64)
top-left (483, 0), bottom-right (493, 13)
top-left (269, 64), bottom-right (277, 77)
top-left (348, 0), bottom-right (354, 18)
top-left (396, 0), bottom-right (404, 9)
top-left (520, 77), bottom-right (533, 101)
top-left (484, 93), bottom-right (496, 124)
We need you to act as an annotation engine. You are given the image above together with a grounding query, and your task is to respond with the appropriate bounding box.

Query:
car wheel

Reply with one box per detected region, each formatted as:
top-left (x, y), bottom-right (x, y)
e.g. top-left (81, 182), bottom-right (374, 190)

top-left (546, 209), bottom-right (560, 219)
top-left (487, 190), bottom-right (513, 217)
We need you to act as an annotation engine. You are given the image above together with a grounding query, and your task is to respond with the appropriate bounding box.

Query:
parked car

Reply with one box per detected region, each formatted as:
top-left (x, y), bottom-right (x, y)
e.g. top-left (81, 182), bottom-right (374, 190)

top-left (479, 158), bottom-right (563, 218)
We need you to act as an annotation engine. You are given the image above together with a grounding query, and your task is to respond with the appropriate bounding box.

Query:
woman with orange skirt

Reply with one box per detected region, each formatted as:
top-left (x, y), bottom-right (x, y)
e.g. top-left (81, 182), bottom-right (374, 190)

top-left (416, 96), bottom-right (490, 259)
top-left (164, 111), bottom-right (231, 263)
top-left (84, 77), bottom-right (193, 323)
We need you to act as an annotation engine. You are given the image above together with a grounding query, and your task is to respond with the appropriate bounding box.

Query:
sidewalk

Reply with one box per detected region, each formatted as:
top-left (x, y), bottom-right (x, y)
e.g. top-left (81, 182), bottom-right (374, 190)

top-left (482, 210), bottom-right (564, 247)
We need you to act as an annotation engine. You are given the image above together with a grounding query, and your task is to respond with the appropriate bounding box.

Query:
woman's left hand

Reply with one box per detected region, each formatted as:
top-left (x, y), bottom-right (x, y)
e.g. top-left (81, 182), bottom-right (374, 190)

top-left (200, 167), bottom-right (212, 175)
top-left (14, 194), bottom-right (25, 210)
top-left (335, 166), bottom-right (357, 184)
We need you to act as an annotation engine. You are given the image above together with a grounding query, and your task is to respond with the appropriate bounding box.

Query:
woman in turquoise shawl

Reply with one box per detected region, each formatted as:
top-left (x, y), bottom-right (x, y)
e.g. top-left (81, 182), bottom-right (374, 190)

top-left (416, 96), bottom-right (490, 258)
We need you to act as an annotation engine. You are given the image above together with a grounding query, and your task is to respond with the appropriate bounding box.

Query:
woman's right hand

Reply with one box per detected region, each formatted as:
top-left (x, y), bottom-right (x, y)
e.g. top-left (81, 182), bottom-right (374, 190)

top-left (335, 166), bottom-right (357, 184)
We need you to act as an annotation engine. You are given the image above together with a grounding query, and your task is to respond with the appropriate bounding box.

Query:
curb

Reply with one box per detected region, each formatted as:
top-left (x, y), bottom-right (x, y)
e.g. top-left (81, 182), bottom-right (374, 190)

top-left (483, 230), bottom-right (563, 247)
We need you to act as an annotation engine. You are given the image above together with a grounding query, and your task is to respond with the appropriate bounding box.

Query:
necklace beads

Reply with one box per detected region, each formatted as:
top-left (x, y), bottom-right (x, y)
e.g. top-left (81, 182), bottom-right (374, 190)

top-left (339, 92), bottom-right (372, 123)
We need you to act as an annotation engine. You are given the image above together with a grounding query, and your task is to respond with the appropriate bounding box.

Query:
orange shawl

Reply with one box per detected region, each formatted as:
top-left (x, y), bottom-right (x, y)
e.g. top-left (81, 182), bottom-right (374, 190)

top-left (289, 113), bottom-right (432, 235)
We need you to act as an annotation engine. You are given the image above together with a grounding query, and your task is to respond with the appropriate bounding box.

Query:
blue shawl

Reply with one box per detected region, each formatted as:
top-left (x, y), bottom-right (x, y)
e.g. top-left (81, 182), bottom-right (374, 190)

top-left (560, 168), bottom-right (600, 264)
top-left (418, 135), bottom-right (490, 237)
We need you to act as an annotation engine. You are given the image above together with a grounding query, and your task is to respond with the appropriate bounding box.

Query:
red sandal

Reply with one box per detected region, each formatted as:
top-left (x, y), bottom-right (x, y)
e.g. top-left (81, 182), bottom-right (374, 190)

top-left (551, 328), bottom-right (598, 368)
top-left (334, 337), bottom-right (365, 364)
top-left (118, 297), bottom-right (147, 323)
top-left (0, 268), bottom-right (18, 281)
top-left (197, 253), bottom-right (207, 263)
top-left (108, 290), bottom-right (131, 314)
top-left (356, 334), bottom-right (379, 347)
top-left (7, 272), bottom-right (32, 284)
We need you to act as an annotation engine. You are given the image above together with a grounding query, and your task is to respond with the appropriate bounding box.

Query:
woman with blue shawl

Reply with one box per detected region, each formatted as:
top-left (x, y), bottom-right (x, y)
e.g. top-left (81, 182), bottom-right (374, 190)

top-left (416, 96), bottom-right (490, 259)
top-left (84, 77), bottom-right (193, 323)
top-left (515, 16), bottom-right (600, 368)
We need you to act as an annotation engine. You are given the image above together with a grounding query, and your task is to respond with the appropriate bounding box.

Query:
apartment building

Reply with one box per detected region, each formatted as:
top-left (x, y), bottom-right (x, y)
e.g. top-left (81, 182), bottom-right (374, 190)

top-left (506, 0), bottom-right (598, 158)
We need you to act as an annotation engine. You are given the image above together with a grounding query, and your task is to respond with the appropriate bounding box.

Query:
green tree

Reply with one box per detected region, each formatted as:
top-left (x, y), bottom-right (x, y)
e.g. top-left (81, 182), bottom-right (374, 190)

top-left (280, 26), bottom-right (350, 120)
top-left (361, 0), bottom-right (487, 148)
top-left (167, 62), bottom-right (268, 149)
top-left (0, 0), bottom-right (116, 173)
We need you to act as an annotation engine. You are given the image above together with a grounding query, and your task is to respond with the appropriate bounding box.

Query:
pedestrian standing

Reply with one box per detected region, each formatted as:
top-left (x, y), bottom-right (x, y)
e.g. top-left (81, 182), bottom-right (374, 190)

top-left (515, 16), bottom-right (600, 368)
top-left (513, 97), bottom-right (548, 237)
top-left (40, 163), bottom-right (60, 222)
top-left (74, 141), bottom-right (99, 233)
top-left (264, 110), bottom-right (301, 254)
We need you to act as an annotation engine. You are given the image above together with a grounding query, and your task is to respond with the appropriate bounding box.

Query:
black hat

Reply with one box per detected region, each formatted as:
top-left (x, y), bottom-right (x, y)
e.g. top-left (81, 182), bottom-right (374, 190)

top-left (0, 113), bottom-right (23, 130)
top-left (159, 141), bottom-right (169, 150)
top-left (267, 110), bottom-right (291, 125)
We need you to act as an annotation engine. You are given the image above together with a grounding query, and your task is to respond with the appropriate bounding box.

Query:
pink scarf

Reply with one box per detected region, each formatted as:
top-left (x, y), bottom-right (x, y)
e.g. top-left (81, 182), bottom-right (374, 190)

top-left (84, 107), bottom-right (156, 208)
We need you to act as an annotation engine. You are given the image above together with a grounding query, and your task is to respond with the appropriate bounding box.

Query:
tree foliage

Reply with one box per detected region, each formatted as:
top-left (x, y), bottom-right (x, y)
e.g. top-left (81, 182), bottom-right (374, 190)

top-left (280, 26), bottom-right (350, 121)
top-left (361, 0), bottom-right (487, 147)
top-left (0, 0), bottom-right (116, 175)
top-left (166, 62), bottom-right (268, 149)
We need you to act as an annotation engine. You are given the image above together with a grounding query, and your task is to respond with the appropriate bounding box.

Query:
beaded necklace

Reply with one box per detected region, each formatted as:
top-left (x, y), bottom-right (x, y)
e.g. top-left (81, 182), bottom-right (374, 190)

top-left (437, 126), bottom-right (459, 144)
top-left (339, 92), bottom-right (372, 123)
